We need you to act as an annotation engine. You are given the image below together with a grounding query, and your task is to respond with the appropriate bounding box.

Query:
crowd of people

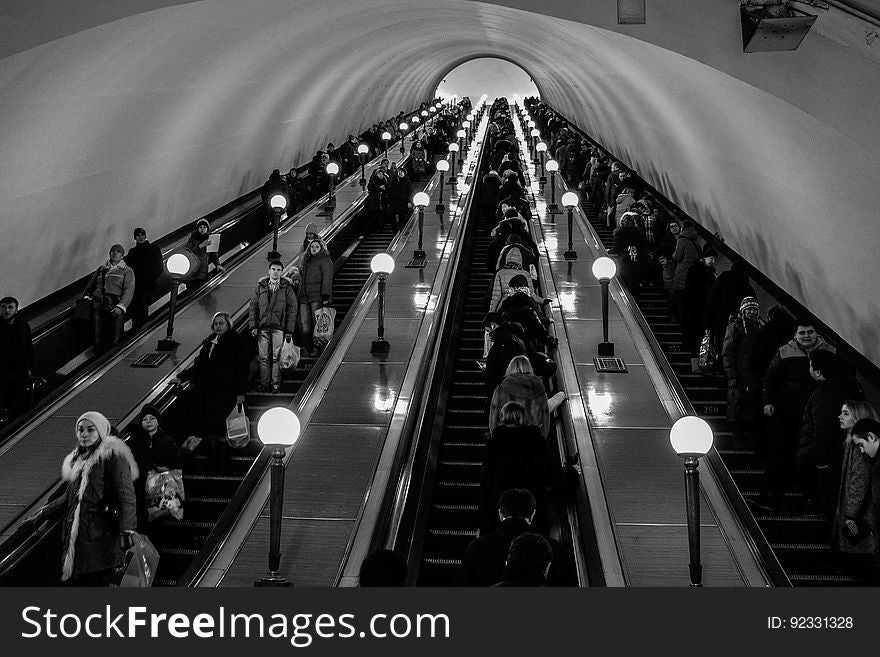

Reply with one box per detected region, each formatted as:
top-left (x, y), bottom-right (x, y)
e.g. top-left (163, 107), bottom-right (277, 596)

top-left (526, 97), bottom-right (880, 582)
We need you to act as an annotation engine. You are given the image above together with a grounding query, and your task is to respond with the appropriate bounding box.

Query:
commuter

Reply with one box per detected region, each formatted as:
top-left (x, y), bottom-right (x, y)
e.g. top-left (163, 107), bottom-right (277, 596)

top-left (407, 140), bottom-right (431, 181)
top-left (488, 260), bottom-right (534, 313)
top-left (261, 169), bottom-right (287, 228)
top-left (480, 401), bottom-right (555, 534)
top-left (683, 248), bottom-right (718, 357)
top-left (83, 244), bottom-right (136, 354)
top-left (489, 356), bottom-right (565, 438)
top-left (703, 261), bottom-right (755, 360)
top-left (590, 156), bottom-right (611, 210)
top-left (670, 220), bottom-right (701, 326)
top-left (325, 142), bottom-right (340, 167)
top-left (185, 218), bottom-right (225, 286)
top-left (480, 170), bottom-right (503, 220)
top-left (498, 157), bottom-right (526, 189)
top-left (614, 187), bottom-right (637, 227)
top-left (497, 286), bottom-right (555, 355)
top-left (832, 402), bottom-right (879, 578)
top-left (124, 227), bottom-right (164, 329)
top-left (173, 312), bottom-right (248, 469)
top-left (493, 532), bottom-right (554, 587)
top-left (126, 404), bottom-right (180, 532)
top-left (249, 260), bottom-right (298, 393)
top-left (722, 297), bottom-right (763, 440)
top-left (656, 220), bottom-right (681, 292)
top-left (484, 321), bottom-right (528, 397)
top-left (339, 135), bottom-right (358, 176)
top-left (848, 418), bottom-right (880, 582)
top-left (495, 234), bottom-right (538, 277)
top-left (761, 318), bottom-right (836, 507)
top-left (388, 167), bottom-right (413, 232)
top-left (297, 237), bottom-right (333, 357)
top-left (366, 160), bottom-right (391, 230)
top-left (0, 296), bottom-right (33, 420)
top-left (492, 207), bottom-right (537, 254)
top-left (564, 140), bottom-right (581, 185)
top-left (796, 350), bottom-right (862, 515)
top-left (284, 168), bottom-right (306, 213)
top-left (611, 212), bottom-right (649, 298)
top-left (497, 185), bottom-right (533, 222)
top-left (459, 488), bottom-right (572, 586)
top-left (30, 411), bottom-right (137, 586)
top-left (358, 549), bottom-right (407, 587)
top-left (301, 221), bottom-right (320, 254)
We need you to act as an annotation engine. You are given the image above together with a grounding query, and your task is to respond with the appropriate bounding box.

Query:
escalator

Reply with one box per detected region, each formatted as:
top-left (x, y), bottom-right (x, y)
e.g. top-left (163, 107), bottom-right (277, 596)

top-left (580, 199), bottom-right (858, 586)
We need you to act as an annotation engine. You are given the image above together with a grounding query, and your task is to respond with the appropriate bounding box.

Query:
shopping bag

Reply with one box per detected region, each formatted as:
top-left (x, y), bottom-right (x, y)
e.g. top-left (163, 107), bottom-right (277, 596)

top-left (114, 532), bottom-right (159, 587)
top-left (145, 468), bottom-right (185, 522)
top-left (313, 307), bottom-right (337, 347)
top-left (225, 402), bottom-right (250, 449)
top-left (697, 330), bottom-right (717, 370)
top-left (279, 338), bottom-right (301, 370)
top-left (73, 298), bottom-right (93, 323)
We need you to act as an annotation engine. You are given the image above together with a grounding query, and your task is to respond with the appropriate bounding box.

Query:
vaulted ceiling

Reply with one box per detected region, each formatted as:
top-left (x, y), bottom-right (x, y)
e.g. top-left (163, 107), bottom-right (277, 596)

top-left (2, 1), bottom-right (879, 362)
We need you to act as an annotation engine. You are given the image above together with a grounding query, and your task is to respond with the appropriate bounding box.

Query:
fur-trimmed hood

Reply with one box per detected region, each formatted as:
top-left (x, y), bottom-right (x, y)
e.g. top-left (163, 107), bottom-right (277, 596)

top-left (62, 435), bottom-right (139, 484)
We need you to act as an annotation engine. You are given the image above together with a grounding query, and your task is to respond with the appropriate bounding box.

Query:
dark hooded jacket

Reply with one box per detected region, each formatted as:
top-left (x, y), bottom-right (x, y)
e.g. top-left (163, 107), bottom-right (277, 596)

top-left (796, 374), bottom-right (863, 468)
top-left (672, 224), bottom-right (701, 291)
top-left (485, 323), bottom-right (528, 396)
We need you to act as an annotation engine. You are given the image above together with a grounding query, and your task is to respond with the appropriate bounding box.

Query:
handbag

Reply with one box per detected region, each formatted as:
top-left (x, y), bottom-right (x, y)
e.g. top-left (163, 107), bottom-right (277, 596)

top-left (113, 532), bottom-right (159, 587)
top-left (313, 306), bottom-right (337, 347)
top-left (279, 337), bottom-right (301, 370)
top-left (698, 330), bottom-right (717, 370)
top-left (74, 298), bottom-right (94, 322)
top-left (225, 402), bottom-right (250, 449)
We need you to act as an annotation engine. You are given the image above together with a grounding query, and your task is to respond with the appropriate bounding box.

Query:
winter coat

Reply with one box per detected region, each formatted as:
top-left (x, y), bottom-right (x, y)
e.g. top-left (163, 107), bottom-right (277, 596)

top-left (703, 268), bottom-right (755, 354)
top-left (496, 243), bottom-right (538, 275)
top-left (126, 427), bottom-right (180, 477)
top-left (489, 373), bottom-right (551, 437)
top-left (762, 337), bottom-right (836, 414)
top-left (485, 323), bottom-right (528, 396)
top-left (0, 317), bottom-right (33, 379)
top-left (722, 317), bottom-right (762, 422)
top-left (671, 226), bottom-right (700, 291)
top-left (832, 437), bottom-right (879, 555)
top-left (366, 170), bottom-right (390, 213)
top-left (299, 250), bottom-right (333, 304)
top-left (43, 436), bottom-right (138, 581)
top-left (480, 174), bottom-right (503, 214)
top-left (796, 375), bottom-right (863, 468)
top-left (389, 175), bottom-right (413, 216)
top-left (614, 192), bottom-right (636, 225)
top-left (182, 330), bottom-right (249, 438)
top-left (248, 276), bottom-right (298, 333)
top-left (124, 241), bottom-right (164, 290)
top-left (488, 267), bottom-right (534, 313)
top-left (84, 261), bottom-right (136, 312)
top-left (498, 293), bottom-right (552, 352)
top-left (479, 424), bottom-right (554, 533)
top-left (185, 230), bottom-right (220, 282)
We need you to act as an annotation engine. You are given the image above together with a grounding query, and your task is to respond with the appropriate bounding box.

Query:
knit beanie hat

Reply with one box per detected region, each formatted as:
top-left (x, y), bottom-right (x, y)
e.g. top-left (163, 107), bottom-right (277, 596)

top-left (139, 404), bottom-right (162, 424)
top-left (76, 411), bottom-right (111, 440)
top-left (196, 218), bottom-right (210, 231)
top-left (739, 296), bottom-right (759, 314)
top-left (305, 222), bottom-right (319, 237)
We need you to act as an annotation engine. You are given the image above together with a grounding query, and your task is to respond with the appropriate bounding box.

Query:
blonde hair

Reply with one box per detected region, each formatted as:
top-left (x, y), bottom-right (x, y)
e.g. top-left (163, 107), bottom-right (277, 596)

top-left (499, 401), bottom-right (526, 426)
top-left (505, 355), bottom-right (534, 377)
top-left (843, 399), bottom-right (878, 434)
top-left (212, 311), bottom-right (233, 330)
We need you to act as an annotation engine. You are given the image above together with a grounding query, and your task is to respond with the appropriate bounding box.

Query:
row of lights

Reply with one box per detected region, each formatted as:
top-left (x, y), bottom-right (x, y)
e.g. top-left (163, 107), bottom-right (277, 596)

top-left (515, 101), bottom-right (714, 587)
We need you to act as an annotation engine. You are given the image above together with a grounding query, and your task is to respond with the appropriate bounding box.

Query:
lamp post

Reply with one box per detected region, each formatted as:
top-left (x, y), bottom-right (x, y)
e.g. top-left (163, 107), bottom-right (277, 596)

top-left (370, 253), bottom-right (395, 354)
top-left (254, 407), bottom-right (301, 587)
top-left (456, 129), bottom-right (466, 163)
top-left (435, 159), bottom-right (449, 213)
top-left (669, 416), bottom-right (714, 587)
top-left (267, 192), bottom-right (288, 260)
top-left (357, 144), bottom-right (369, 189)
top-left (324, 162), bottom-right (339, 211)
top-left (157, 253), bottom-right (191, 350)
top-left (591, 256), bottom-right (617, 357)
top-left (411, 115), bottom-right (420, 142)
top-left (398, 122), bottom-right (409, 155)
top-left (546, 159), bottom-right (560, 213)
top-left (448, 143), bottom-right (459, 183)
top-left (562, 192), bottom-right (579, 261)
top-left (412, 192), bottom-right (429, 260)
top-left (462, 120), bottom-right (471, 144)
top-left (382, 131), bottom-right (391, 159)
top-left (536, 142), bottom-right (547, 186)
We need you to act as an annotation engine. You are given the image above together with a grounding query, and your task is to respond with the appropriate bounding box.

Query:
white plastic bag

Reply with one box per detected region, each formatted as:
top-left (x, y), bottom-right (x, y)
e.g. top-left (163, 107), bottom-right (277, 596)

top-left (279, 337), bottom-right (300, 370)
top-left (225, 402), bottom-right (250, 449)
top-left (313, 307), bottom-right (337, 347)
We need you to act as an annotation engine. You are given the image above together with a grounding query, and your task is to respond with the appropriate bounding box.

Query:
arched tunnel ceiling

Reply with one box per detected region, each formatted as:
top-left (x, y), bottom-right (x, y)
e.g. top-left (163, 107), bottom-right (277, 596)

top-left (2, 0), bottom-right (880, 363)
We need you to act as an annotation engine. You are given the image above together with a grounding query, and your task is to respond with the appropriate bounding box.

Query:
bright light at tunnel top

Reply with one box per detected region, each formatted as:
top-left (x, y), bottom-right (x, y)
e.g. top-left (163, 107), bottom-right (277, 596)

top-left (436, 58), bottom-right (539, 106)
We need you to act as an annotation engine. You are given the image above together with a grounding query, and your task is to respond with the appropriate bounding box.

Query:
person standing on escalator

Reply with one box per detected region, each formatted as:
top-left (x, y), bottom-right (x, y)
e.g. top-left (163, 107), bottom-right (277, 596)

top-left (82, 244), bottom-right (136, 354)
top-left (124, 227), bottom-right (163, 329)
top-left (185, 218), bottom-right (225, 287)
top-left (249, 260), bottom-right (298, 393)
top-left (298, 237), bottom-right (333, 357)
top-left (0, 296), bottom-right (33, 421)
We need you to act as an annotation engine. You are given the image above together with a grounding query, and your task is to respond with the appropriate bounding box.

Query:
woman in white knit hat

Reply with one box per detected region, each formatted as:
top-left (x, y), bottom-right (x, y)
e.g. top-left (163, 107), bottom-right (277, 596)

top-left (32, 411), bottom-right (138, 585)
